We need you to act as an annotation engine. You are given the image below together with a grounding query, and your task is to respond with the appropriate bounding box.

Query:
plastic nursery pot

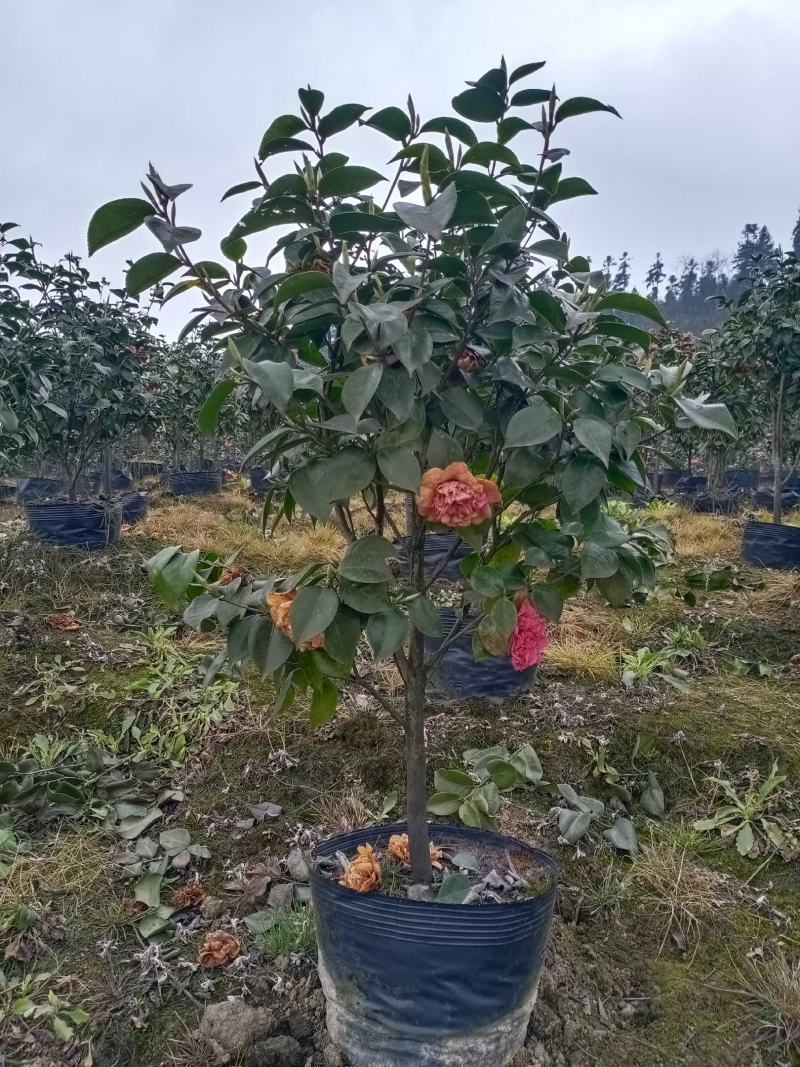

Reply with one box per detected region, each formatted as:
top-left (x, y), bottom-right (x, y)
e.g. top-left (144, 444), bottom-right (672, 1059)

top-left (675, 474), bottom-right (707, 494)
top-left (119, 490), bottom-right (149, 526)
top-left (751, 489), bottom-right (800, 511)
top-left (741, 520), bottom-right (800, 570)
top-left (724, 467), bottom-right (760, 490)
top-left (88, 468), bottom-right (134, 492)
top-left (0, 484), bottom-right (15, 502)
top-left (249, 466), bottom-right (273, 493)
top-left (311, 822), bottom-right (558, 1067)
top-left (16, 476), bottom-right (65, 502)
top-left (659, 468), bottom-right (686, 489)
top-left (394, 532), bottom-right (471, 582)
top-left (423, 608), bottom-right (536, 702)
top-left (164, 469), bottom-right (223, 496)
top-left (686, 493), bottom-right (741, 515)
top-left (24, 500), bottom-right (122, 550)
top-left (129, 460), bottom-right (164, 479)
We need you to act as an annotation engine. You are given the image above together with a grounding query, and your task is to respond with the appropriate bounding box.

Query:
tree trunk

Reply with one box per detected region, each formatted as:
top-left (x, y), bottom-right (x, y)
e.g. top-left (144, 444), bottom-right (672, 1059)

top-left (405, 497), bottom-right (433, 884)
top-left (102, 444), bottom-right (112, 498)
top-left (773, 376), bottom-right (785, 525)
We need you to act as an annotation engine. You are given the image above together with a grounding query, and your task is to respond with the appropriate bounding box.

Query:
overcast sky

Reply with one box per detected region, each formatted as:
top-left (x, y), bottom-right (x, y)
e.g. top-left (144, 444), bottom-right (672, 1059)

top-left (4, 0), bottom-right (798, 335)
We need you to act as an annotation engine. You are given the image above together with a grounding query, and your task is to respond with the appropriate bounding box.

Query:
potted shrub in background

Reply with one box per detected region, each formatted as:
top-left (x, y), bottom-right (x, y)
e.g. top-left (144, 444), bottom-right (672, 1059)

top-left (91, 58), bottom-right (734, 1066)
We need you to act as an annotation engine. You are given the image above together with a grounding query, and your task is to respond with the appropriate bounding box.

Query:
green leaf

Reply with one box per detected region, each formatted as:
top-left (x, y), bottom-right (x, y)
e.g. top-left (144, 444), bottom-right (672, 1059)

top-left (510, 743), bottom-right (543, 783)
top-left (198, 379), bottom-right (236, 435)
top-left (221, 180), bottom-right (263, 202)
top-left (220, 234), bottom-right (247, 261)
top-left (409, 596), bottom-right (444, 637)
top-left (377, 447), bottom-right (421, 492)
top-left (366, 608), bottom-right (409, 660)
top-left (640, 772), bottom-right (665, 817)
top-left (337, 534), bottom-right (395, 584)
top-left (365, 106), bottom-right (411, 140)
top-left (437, 872), bottom-right (471, 903)
top-left (134, 872), bottom-right (163, 910)
top-left (471, 566), bottom-right (506, 598)
top-left (555, 96), bottom-right (621, 123)
top-left (146, 547), bottom-right (199, 608)
top-left (290, 586), bottom-right (339, 646)
top-left (274, 271), bottom-right (332, 309)
top-left (258, 114), bottom-right (306, 155)
top-left (427, 792), bottom-right (463, 815)
top-left (439, 387), bottom-right (484, 431)
top-left (603, 817), bottom-right (639, 853)
top-left (579, 542), bottom-right (619, 579)
top-left (480, 205), bottom-right (526, 255)
top-left (530, 237), bottom-right (570, 261)
top-left (394, 183), bottom-right (457, 239)
top-left (258, 136), bottom-right (315, 160)
top-left (675, 395), bottom-right (737, 438)
top-left (125, 252), bottom-right (181, 296)
top-left (289, 462), bottom-right (331, 520)
top-left (376, 370), bottom-right (415, 420)
top-left (452, 86), bottom-right (505, 122)
top-left (87, 198), bottom-right (153, 255)
top-left (243, 358), bottom-right (294, 414)
top-left (299, 86), bottom-right (324, 116)
top-left (427, 429), bottom-right (463, 467)
top-left (462, 142), bottom-right (520, 168)
top-left (329, 211), bottom-right (403, 236)
top-left (549, 176), bottom-right (598, 204)
top-left (342, 363), bottom-right (383, 421)
top-left (573, 417), bottom-right (612, 467)
top-left (324, 608), bottom-right (363, 664)
top-left (419, 115), bottom-right (478, 146)
top-left (318, 166), bottom-right (386, 197)
top-left (434, 768), bottom-right (474, 795)
top-left (531, 583), bottom-right (564, 622)
top-left (596, 569), bottom-right (633, 607)
top-left (491, 597), bottom-right (518, 639)
top-left (319, 103), bottom-right (369, 138)
top-left (598, 291), bottom-right (666, 327)
top-left (52, 1016), bottom-right (74, 1042)
top-left (322, 449), bottom-right (376, 501)
top-left (262, 624), bottom-right (294, 674)
top-left (504, 398), bottom-right (562, 447)
top-left (488, 759), bottom-right (524, 790)
top-left (309, 677), bottom-right (339, 726)
top-left (509, 88), bottom-right (552, 106)
top-left (735, 822), bottom-right (755, 856)
top-left (561, 453), bottom-right (606, 512)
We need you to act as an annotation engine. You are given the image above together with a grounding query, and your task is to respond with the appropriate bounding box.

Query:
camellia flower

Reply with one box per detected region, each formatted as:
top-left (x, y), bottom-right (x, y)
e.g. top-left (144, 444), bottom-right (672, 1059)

top-left (198, 930), bottom-right (241, 968)
top-left (452, 346), bottom-right (484, 373)
top-left (416, 461), bottom-right (501, 528)
top-left (339, 844), bottom-right (381, 893)
top-left (510, 599), bottom-right (549, 671)
top-left (220, 563), bottom-right (247, 586)
top-left (387, 833), bottom-right (443, 870)
top-left (266, 589), bottom-right (324, 651)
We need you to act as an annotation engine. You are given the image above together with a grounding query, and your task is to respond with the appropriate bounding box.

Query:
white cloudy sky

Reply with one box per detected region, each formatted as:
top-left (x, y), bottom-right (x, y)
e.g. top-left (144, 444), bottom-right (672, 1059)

top-left (3, 0), bottom-right (798, 334)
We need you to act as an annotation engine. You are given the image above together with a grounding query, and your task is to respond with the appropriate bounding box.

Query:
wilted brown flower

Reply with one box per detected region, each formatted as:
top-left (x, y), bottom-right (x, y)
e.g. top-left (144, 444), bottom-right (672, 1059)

top-left (339, 844), bottom-right (381, 893)
top-left (198, 930), bottom-right (241, 968)
top-left (266, 589), bottom-right (324, 650)
top-left (220, 564), bottom-right (248, 586)
top-left (44, 612), bottom-right (80, 631)
top-left (171, 882), bottom-right (206, 909)
top-left (452, 346), bottom-right (484, 373)
top-left (387, 833), bottom-right (443, 869)
top-left (310, 258), bottom-right (332, 274)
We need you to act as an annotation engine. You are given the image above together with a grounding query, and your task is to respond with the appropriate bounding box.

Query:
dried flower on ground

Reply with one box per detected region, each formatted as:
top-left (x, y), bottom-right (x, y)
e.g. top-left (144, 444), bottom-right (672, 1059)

top-left (198, 930), bottom-right (241, 968)
top-left (44, 611), bottom-right (80, 631)
top-left (387, 833), bottom-right (443, 869)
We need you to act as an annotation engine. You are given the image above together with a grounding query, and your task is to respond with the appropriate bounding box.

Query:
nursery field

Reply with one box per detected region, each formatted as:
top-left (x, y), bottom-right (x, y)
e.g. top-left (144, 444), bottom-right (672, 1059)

top-left (0, 484), bottom-right (798, 1067)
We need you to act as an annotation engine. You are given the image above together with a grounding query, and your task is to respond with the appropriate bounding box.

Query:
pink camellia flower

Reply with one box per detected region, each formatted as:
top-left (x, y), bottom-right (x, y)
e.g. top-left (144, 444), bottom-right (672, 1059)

top-left (416, 461), bottom-right (501, 528)
top-left (510, 599), bottom-right (549, 671)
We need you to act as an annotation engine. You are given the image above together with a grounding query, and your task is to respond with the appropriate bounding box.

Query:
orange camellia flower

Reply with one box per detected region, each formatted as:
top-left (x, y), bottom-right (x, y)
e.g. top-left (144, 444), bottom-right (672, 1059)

top-left (171, 882), bottom-right (206, 909)
top-left (198, 930), bottom-right (241, 968)
top-left (266, 589), bottom-right (324, 651)
top-left (387, 833), bottom-right (443, 870)
top-left (339, 844), bottom-right (382, 893)
top-left (417, 461), bottom-right (501, 528)
top-left (220, 563), bottom-right (247, 586)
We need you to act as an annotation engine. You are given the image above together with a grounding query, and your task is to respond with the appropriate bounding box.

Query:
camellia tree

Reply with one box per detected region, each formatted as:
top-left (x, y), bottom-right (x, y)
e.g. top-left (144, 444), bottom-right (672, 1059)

top-left (0, 231), bottom-right (159, 498)
top-left (711, 252), bottom-right (800, 522)
top-left (90, 60), bottom-right (734, 888)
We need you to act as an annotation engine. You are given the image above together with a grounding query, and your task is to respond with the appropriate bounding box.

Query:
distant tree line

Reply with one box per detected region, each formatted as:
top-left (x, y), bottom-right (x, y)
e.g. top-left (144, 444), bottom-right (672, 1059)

top-left (602, 209), bottom-right (800, 333)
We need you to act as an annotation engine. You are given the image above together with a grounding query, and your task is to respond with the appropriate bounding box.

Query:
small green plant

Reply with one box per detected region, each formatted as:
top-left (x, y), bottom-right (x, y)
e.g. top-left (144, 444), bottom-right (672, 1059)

top-left (580, 733), bottom-right (665, 816)
top-left (0, 968), bottom-right (90, 1043)
top-left (13, 656), bottom-right (88, 715)
top-left (427, 744), bottom-right (545, 829)
top-left (621, 647), bottom-right (690, 691)
top-left (662, 623), bottom-right (709, 661)
top-left (252, 907), bottom-right (316, 960)
top-left (693, 762), bottom-right (800, 859)
top-left (556, 784), bottom-right (639, 852)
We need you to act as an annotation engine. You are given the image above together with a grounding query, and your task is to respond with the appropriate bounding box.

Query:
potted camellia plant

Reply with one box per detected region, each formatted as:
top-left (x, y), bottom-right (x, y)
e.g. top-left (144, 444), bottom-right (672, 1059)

top-left (0, 234), bottom-right (159, 547)
top-left (711, 253), bottom-right (800, 567)
top-left (91, 58), bottom-right (734, 1066)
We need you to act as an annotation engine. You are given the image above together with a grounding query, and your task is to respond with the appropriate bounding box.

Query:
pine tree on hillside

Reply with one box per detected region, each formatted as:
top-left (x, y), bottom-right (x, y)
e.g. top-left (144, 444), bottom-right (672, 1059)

top-left (733, 223), bottom-right (760, 279)
top-left (613, 251), bottom-right (631, 290)
top-left (645, 253), bottom-right (665, 301)
top-left (793, 208), bottom-right (800, 259)
top-left (601, 255), bottom-right (615, 289)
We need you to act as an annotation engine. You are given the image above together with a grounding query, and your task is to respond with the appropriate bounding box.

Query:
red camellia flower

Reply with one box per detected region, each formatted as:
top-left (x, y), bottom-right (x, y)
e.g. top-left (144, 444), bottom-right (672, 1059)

top-left (416, 461), bottom-right (501, 528)
top-left (510, 599), bottom-right (549, 671)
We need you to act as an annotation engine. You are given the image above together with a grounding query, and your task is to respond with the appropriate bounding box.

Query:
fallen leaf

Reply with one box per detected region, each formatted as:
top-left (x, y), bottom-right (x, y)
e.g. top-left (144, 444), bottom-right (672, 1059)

top-left (44, 612), bottom-right (80, 631)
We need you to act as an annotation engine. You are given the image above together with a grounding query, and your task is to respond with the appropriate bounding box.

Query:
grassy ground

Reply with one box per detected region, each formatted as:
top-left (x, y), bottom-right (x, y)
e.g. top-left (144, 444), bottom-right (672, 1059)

top-left (0, 488), bottom-right (798, 1066)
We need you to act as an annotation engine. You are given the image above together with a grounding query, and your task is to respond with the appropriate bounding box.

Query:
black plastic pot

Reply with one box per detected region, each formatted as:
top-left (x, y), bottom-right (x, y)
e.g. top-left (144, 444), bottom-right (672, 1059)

top-left (423, 608), bottom-right (536, 701)
top-left (659, 468), bottom-right (686, 489)
top-left (249, 466), bottom-right (272, 493)
top-left (724, 467), bottom-right (759, 490)
top-left (0, 484), bottom-right (15, 502)
top-left (16, 476), bottom-right (97, 502)
top-left (394, 533), bottom-right (471, 582)
top-left (685, 493), bottom-right (741, 515)
top-left (24, 500), bottom-right (122, 550)
top-left (741, 520), bottom-right (800, 570)
top-left (751, 489), bottom-right (800, 511)
top-left (88, 468), bottom-right (134, 492)
top-left (164, 469), bottom-right (223, 496)
top-left (119, 491), bottom-right (149, 526)
top-left (312, 822), bottom-right (558, 1067)
top-left (675, 474), bottom-right (707, 494)
top-left (129, 460), bottom-right (164, 479)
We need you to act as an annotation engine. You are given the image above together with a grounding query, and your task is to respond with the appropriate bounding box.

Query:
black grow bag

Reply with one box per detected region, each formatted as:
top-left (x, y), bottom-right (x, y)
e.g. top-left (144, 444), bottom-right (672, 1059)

top-left (25, 501), bottom-right (122, 550)
top-left (164, 469), bottom-right (223, 496)
top-left (249, 466), bottom-right (272, 493)
top-left (119, 491), bottom-right (149, 526)
top-left (684, 493), bottom-right (741, 515)
top-left (312, 822), bottom-right (558, 1067)
top-left (394, 533), bottom-right (471, 582)
top-left (0, 484), bottom-right (15, 502)
top-left (16, 477), bottom-right (66, 502)
top-left (724, 467), bottom-right (759, 490)
top-left (424, 608), bottom-right (536, 701)
top-left (675, 474), bottom-right (707, 494)
top-left (741, 520), bottom-right (800, 570)
top-left (751, 489), bottom-right (800, 511)
top-left (659, 468), bottom-right (686, 489)
top-left (88, 468), bottom-right (134, 492)
top-left (129, 460), bottom-right (164, 479)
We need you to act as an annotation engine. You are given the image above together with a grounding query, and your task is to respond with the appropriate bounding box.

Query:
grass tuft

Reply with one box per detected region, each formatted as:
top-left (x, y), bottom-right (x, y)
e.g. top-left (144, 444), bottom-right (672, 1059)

top-left (733, 949), bottom-right (800, 1059)
top-left (258, 907), bottom-right (316, 959)
top-left (543, 636), bottom-right (619, 680)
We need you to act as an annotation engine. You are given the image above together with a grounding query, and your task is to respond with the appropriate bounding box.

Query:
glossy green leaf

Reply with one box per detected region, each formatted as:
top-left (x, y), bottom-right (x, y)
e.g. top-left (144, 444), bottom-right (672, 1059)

top-left (504, 398), bottom-right (562, 447)
top-left (319, 104), bottom-right (369, 138)
top-left (342, 363), bottom-right (383, 421)
top-left (366, 608), bottom-right (409, 660)
top-left (337, 534), bottom-right (395, 584)
top-left (598, 291), bottom-right (666, 327)
top-left (319, 166), bottom-right (386, 197)
top-left (573, 417), bottom-right (612, 467)
top-left (365, 106), bottom-right (411, 140)
top-left (452, 86), bottom-right (505, 122)
top-left (290, 586), bottom-right (339, 646)
top-left (125, 252), bottom-right (181, 297)
top-left (198, 378), bottom-right (236, 435)
top-left (555, 97), bottom-right (621, 123)
top-left (87, 198), bottom-right (153, 255)
top-left (377, 446), bottom-right (421, 492)
top-left (561, 453), bottom-right (606, 512)
top-left (409, 595), bottom-right (444, 637)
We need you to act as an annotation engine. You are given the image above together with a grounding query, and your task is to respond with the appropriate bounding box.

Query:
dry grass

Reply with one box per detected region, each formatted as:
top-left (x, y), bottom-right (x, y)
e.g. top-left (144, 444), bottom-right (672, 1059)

top-left (732, 950), bottom-right (800, 1059)
top-left (627, 842), bottom-right (729, 949)
top-left (741, 572), bottom-right (800, 618)
top-left (669, 508), bottom-right (740, 558)
top-left (543, 637), bottom-right (619, 680)
top-left (0, 831), bottom-right (112, 918)
top-left (308, 779), bottom-right (377, 833)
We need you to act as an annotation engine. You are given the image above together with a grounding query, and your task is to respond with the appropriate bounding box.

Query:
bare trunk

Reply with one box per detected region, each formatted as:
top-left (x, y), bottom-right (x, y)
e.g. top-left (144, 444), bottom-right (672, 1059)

top-left (773, 377), bottom-right (785, 526)
top-left (102, 444), bottom-right (112, 498)
top-left (405, 498), bottom-right (433, 884)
